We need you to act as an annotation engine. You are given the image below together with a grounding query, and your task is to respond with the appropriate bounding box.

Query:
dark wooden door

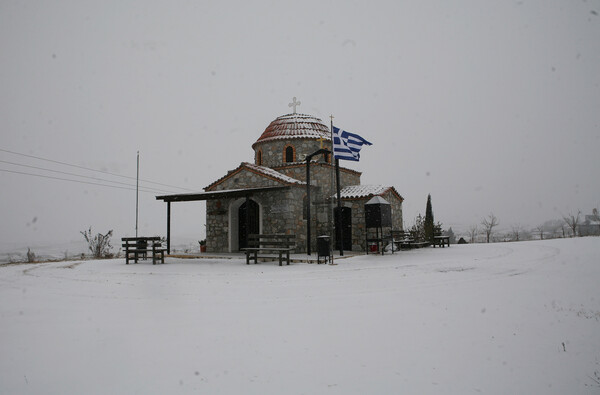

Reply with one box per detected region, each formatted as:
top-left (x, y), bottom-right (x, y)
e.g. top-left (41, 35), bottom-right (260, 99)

top-left (334, 207), bottom-right (352, 251)
top-left (239, 200), bottom-right (259, 250)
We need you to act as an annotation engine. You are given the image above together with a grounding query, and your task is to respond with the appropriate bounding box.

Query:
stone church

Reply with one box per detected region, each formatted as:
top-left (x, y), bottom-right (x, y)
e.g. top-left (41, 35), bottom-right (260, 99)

top-left (158, 108), bottom-right (403, 254)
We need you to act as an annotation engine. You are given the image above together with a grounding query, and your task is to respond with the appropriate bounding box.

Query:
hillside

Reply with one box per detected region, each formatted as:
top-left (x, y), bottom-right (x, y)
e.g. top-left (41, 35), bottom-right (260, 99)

top-left (1, 238), bottom-right (599, 394)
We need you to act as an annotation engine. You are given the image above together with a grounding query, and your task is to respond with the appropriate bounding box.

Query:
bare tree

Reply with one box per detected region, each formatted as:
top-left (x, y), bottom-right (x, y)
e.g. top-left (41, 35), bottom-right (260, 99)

top-left (468, 224), bottom-right (478, 243)
top-left (511, 224), bottom-right (524, 242)
top-left (542, 219), bottom-right (564, 239)
top-left (562, 211), bottom-right (581, 237)
top-left (534, 225), bottom-right (545, 240)
top-left (481, 213), bottom-right (499, 243)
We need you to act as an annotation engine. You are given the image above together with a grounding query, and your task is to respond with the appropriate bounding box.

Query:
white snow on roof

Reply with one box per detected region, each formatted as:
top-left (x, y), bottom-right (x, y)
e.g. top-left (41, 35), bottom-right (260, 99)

top-left (335, 185), bottom-right (391, 199)
top-left (253, 113), bottom-right (331, 146)
top-left (243, 162), bottom-right (305, 185)
top-left (260, 130), bottom-right (331, 142)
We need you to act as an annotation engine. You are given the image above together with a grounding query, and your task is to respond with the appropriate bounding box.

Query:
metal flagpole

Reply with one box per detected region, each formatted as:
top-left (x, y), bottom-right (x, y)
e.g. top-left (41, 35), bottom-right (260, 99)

top-left (136, 151), bottom-right (139, 238)
top-left (306, 157), bottom-right (311, 255)
top-left (329, 115), bottom-right (336, 264)
top-left (331, 117), bottom-right (344, 256)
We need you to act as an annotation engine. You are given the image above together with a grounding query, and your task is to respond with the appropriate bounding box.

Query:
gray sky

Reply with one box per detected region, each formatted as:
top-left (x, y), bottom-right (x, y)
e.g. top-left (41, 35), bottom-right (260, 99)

top-left (1, 0), bottom-right (599, 246)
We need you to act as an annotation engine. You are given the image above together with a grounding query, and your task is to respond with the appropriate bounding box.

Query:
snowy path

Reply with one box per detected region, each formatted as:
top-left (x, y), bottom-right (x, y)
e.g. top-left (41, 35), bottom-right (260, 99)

top-left (1, 238), bottom-right (599, 394)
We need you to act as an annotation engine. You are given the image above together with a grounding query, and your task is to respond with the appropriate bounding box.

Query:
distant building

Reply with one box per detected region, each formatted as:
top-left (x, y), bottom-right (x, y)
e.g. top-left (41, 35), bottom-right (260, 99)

top-left (579, 210), bottom-right (600, 236)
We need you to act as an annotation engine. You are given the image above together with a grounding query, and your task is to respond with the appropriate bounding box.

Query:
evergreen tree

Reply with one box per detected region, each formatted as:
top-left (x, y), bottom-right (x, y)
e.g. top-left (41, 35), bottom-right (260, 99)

top-left (424, 194), bottom-right (434, 242)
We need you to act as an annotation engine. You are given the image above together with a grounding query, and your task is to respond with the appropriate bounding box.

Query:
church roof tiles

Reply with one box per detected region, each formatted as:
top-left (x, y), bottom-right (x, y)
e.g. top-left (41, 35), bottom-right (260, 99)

top-left (252, 113), bottom-right (331, 148)
top-left (337, 185), bottom-right (403, 201)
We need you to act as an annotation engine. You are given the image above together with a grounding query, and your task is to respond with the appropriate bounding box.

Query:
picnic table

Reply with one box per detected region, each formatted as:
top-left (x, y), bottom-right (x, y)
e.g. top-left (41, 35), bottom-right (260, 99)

top-left (122, 237), bottom-right (166, 264)
top-left (432, 235), bottom-right (450, 248)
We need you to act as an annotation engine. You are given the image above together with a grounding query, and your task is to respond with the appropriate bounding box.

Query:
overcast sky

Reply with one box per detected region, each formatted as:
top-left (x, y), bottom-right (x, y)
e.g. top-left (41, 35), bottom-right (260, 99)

top-left (1, 0), bottom-right (599, 246)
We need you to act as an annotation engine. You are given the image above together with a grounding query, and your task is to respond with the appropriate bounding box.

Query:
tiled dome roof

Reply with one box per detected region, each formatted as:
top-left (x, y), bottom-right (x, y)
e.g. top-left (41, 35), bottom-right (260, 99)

top-left (252, 113), bottom-right (331, 149)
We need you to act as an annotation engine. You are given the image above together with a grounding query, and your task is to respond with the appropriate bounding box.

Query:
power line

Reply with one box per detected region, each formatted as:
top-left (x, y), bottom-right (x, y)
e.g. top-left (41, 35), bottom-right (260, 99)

top-left (0, 147), bottom-right (196, 192)
top-left (0, 159), bottom-right (175, 194)
top-left (0, 168), bottom-right (169, 194)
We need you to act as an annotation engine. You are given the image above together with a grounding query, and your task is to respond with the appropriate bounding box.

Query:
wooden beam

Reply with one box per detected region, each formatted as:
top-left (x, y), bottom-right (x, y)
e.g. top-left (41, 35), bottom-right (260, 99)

top-left (167, 201), bottom-right (171, 254)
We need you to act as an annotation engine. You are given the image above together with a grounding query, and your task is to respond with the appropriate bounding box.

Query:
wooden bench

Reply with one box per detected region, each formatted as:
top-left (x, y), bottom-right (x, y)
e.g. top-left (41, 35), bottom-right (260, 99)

top-left (242, 234), bottom-right (296, 266)
top-left (122, 237), bottom-right (166, 265)
top-left (410, 230), bottom-right (431, 248)
top-left (388, 230), bottom-right (414, 251)
top-left (386, 230), bottom-right (432, 251)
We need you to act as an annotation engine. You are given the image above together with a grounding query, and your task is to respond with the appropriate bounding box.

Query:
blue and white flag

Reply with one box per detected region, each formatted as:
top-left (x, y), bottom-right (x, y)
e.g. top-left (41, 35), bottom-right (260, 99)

top-left (332, 126), bottom-right (372, 161)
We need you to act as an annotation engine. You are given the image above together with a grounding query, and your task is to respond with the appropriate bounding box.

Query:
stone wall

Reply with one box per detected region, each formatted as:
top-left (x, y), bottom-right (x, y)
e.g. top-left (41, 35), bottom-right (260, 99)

top-left (254, 139), bottom-right (332, 168)
top-left (275, 162), bottom-right (361, 190)
top-left (206, 186), bottom-right (308, 253)
top-left (341, 190), bottom-right (404, 251)
top-left (206, 198), bottom-right (228, 252)
top-left (205, 133), bottom-right (402, 253)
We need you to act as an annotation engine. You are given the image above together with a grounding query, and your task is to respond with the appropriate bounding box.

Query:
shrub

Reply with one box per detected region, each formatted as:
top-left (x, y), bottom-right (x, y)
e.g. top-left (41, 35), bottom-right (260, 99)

top-left (80, 227), bottom-right (113, 259)
top-left (27, 248), bottom-right (36, 263)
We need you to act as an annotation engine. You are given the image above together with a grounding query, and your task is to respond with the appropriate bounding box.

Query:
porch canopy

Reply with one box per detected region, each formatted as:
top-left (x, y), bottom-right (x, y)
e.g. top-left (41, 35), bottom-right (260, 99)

top-left (156, 186), bottom-right (290, 253)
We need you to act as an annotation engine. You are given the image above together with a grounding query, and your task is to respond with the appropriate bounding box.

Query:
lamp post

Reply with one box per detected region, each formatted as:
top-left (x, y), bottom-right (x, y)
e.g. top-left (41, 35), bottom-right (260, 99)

top-left (305, 148), bottom-right (331, 255)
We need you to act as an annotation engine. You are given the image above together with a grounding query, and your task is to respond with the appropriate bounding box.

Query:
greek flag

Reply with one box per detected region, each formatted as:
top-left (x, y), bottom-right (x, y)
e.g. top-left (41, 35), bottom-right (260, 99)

top-left (332, 126), bottom-right (372, 161)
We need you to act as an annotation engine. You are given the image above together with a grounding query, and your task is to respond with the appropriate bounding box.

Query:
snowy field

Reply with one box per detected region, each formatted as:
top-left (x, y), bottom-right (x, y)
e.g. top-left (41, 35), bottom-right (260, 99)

top-left (1, 238), bottom-right (599, 394)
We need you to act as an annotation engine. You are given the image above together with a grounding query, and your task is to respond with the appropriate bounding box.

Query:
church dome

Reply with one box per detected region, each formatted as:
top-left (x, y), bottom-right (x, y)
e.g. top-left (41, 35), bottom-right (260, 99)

top-left (252, 113), bottom-right (330, 149)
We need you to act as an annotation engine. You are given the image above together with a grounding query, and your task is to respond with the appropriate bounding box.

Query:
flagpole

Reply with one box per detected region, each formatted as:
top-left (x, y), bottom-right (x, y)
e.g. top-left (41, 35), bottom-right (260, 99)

top-left (331, 119), bottom-right (344, 256)
top-left (329, 115), bottom-right (336, 265)
top-left (135, 151), bottom-right (139, 238)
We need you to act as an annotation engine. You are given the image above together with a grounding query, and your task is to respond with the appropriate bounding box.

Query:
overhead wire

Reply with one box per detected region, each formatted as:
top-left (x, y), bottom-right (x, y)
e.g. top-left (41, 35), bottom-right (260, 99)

top-left (0, 159), bottom-right (175, 194)
top-left (0, 147), bottom-right (197, 192)
top-left (0, 168), bottom-right (167, 194)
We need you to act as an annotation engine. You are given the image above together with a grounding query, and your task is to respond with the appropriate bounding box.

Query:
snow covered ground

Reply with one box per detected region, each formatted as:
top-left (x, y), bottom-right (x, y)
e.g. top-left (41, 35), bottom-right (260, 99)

top-left (1, 238), bottom-right (599, 394)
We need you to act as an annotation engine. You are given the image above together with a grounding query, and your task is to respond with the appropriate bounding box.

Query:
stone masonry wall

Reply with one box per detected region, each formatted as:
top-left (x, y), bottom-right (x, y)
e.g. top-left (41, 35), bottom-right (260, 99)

top-left (205, 166), bottom-right (310, 252)
top-left (206, 135), bottom-right (401, 253)
top-left (255, 139), bottom-right (332, 168)
top-left (344, 190), bottom-right (404, 251)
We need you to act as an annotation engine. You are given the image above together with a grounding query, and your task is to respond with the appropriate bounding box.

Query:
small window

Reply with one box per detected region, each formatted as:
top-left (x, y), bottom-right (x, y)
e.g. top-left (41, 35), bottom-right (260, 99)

top-left (284, 145), bottom-right (295, 163)
top-left (256, 150), bottom-right (262, 166)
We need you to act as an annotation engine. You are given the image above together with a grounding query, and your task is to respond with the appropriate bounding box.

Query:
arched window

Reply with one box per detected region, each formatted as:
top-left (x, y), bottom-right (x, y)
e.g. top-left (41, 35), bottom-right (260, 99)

top-left (284, 145), bottom-right (295, 163)
top-left (256, 150), bottom-right (262, 166)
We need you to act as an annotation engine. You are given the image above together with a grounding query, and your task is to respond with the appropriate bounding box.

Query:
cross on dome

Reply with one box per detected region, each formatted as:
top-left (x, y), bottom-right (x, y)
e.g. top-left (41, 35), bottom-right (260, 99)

top-left (288, 97), bottom-right (301, 114)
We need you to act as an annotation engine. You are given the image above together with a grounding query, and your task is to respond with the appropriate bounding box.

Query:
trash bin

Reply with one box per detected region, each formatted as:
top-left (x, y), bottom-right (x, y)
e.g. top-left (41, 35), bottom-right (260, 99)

top-left (316, 235), bottom-right (331, 264)
top-left (136, 239), bottom-right (148, 260)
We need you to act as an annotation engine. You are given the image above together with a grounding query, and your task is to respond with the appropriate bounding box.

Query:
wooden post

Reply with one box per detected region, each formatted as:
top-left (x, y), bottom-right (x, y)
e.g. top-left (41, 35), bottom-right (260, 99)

top-left (167, 201), bottom-right (171, 254)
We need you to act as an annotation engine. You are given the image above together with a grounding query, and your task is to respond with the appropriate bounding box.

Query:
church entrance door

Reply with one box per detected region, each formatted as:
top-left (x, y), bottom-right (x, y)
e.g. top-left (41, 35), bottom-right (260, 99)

top-left (238, 199), bottom-right (259, 250)
top-left (334, 207), bottom-right (352, 251)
